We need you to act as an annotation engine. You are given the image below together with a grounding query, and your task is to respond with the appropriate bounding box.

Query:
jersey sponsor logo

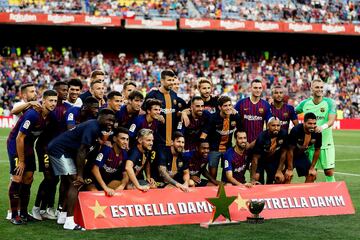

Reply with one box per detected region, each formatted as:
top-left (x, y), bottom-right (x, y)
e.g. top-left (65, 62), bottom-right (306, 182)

top-left (161, 108), bottom-right (176, 114)
top-left (96, 153), bottom-right (104, 162)
top-left (216, 129), bottom-right (236, 135)
top-left (317, 116), bottom-right (325, 120)
top-left (23, 120), bottom-right (31, 129)
top-left (68, 113), bottom-right (74, 121)
top-left (234, 164), bottom-right (246, 173)
top-left (244, 114), bottom-right (263, 121)
top-left (129, 124), bottom-right (136, 132)
top-left (103, 164), bottom-right (118, 173)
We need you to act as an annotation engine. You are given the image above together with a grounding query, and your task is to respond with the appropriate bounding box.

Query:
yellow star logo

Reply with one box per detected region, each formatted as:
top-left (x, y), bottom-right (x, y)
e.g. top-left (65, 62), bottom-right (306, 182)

top-left (89, 200), bottom-right (107, 218)
top-left (234, 193), bottom-right (249, 211)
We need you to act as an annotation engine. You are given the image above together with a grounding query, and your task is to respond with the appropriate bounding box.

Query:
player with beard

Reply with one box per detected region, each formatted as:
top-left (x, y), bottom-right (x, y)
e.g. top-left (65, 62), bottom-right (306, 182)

top-left (178, 96), bottom-right (210, 152)
top-left (285, 112), bottom-right (322, 183)
top-left (250, 117), bottom-right (288, 185)
top-left (184, 139), bottom-right (220, 187)
top-left (7, 90), bottom-right (57, 225)
top-left (117, 90), bottom-right (143, 129)
top-left (222, 130), bottom-right (252, 187)
top-left (197, 77), bottom-right (218, 114)
top-left (47, 109), bottom-right (115, 230)
top-left (158, 132), bottom-right (190, 192)
top-left (270, 85), bottom-right (298, 132)
top-left (125, 128), bottom-right (156, 191)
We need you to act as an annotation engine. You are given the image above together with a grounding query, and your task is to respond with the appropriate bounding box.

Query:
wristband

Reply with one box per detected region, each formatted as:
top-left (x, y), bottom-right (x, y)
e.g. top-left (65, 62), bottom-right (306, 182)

top-left (321, 123), bottom-right (329, 130)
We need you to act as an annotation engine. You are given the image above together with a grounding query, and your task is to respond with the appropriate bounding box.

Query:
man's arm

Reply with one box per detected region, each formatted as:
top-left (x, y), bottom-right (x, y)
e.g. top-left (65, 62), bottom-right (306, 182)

top-left (225, 171), bottom-right (242, 186)
top-left (91, 165), bottom-right (115, 196)
top-left (275, 148), bottom-right (287, 183)
top-left (202, 167), bottom-right (220, 185)
top-left (182, 169), bottom-right (190, 187)
top-left (116, 172), bottom-right (129, 190)
top-left (15, 132), bottom-right (26, 177)
top-left (125, 160), bottom-right (148, 191)
top-left (11, 101), bottom-right (41, 115)
top-left (159, 165), bottom-right (189, 192)
top-left (250, 154), bottom-right (261, 184)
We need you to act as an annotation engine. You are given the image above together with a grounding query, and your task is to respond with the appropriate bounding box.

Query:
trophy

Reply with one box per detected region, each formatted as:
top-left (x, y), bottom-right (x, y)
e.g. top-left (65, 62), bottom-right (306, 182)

top-left (246, 200), bottom-right (265, 224)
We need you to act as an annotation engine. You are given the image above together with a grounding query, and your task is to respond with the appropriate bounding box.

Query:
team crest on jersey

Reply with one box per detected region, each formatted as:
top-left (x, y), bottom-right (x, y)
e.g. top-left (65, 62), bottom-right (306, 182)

top-left (173, 99), bottom-right (177, 105)
top-left (311, 139), bottom-right (316, 144)
top-left (231, 121), bottom-right (236, 127)
top-left (23, 120), bottom-right (31, 129)
top-left (178, 162), bottom-right (183, 168)
top-left (178, 103), bottom-right (182, 108)
top-left (258, 108), bottom-right (264, 114)
top-left (320, 108), bottom-right (325, 112)
top-left (278, 139), bottom-right (284, 145)
top-left (96, 153), bottom-right (103, 162)
top-left (283, 112), bottom-right (288, 117)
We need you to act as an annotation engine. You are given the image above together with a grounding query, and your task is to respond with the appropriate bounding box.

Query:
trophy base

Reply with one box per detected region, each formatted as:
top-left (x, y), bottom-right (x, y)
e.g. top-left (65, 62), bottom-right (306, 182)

top-left (247, 217), bottom-right (264, 224)
top-left (200, 220), bottom-right (240, 228)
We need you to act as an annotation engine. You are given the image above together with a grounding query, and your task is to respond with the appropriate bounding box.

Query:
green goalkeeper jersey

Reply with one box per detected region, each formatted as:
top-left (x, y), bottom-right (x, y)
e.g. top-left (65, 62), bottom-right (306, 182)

top-left (296, 97), bottom-right (336, 149)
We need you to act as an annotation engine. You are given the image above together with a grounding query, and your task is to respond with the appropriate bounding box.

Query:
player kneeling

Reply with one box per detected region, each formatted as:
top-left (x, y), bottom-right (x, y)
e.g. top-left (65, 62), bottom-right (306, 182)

top-left (84, 127), bottom-right (130, 196)
top-left (285, 112), bottom-right (322, 183)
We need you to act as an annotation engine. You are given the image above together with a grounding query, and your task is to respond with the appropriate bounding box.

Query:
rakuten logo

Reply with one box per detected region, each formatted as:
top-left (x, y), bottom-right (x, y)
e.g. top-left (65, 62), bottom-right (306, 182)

top-left (9, 13), bottom-right (36, 22)
top-left (85, 16), bottom-right (111, 25)
top-left (288, 23), bottom-right (313, 32)
top-left (254, 22), bottom-right (279, 31)
top-left (48, 14), bottom-right (75, 24)
top-left (184, 19), bottom-right (211, 28)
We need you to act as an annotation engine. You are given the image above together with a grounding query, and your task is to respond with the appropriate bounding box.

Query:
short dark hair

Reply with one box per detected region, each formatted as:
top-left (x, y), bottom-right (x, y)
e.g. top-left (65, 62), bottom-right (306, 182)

top-left (217, 96), bottom-right (232, 107)
top-left (161, 69), bottom-right (175, 80)
top-left (98, 108), bottom-right (115, 117)
top-left (68, 78), bottom-right (83, 89)
top-left (20, 83), bottom-right (35, 93)
top-left (128, 90), bottom-right (144, 101)
top-left (144, 98), bottom-right (162, 111)
top-left (43, 89), bottom-right (58, 99)
top-left (83, 96), bottom-right (100, 106)
top-left (304, 112), bottom-right (317, 122)
top-left (251, 79), bottom-right (262, 85)
top-left (191, 96), bottom-right (204, 104)
top-left (172, 131), bottom-right (184, 141)
top-left (197, 138), bottom-right (209, 147)
top-left (123, 80), bottom-right (136, 90)
top-left (53, 81), bottom-right (68, 89)
top-left (234, 129), bottom-right (247, 138)
top-left (113, 127), bottom-right (129, 137)
top-left (107, 91), bottom-right (122, 100)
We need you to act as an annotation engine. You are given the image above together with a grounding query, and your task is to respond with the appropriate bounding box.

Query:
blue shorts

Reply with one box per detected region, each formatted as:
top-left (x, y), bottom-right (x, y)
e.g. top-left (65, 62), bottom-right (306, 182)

top-left (8, 153), bottom-right (36, 175)
top-left (208, 151), bottom-right (222, 168)
top-left (293, 152), bottom-right (311, 177)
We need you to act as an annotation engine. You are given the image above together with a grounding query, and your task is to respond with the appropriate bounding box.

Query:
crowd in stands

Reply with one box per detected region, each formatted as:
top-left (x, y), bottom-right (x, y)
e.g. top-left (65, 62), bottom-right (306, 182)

top-left (1, 0), bottom-right (360, 24)
top-left (0, 46), bottom-right (359, 118)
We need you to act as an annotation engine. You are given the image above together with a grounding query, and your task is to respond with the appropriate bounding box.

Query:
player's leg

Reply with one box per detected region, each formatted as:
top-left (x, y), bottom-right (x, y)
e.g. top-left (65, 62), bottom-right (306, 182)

top-left (321, 147), bottom-right (336, 182)
top-left (208, 151), bottom-right (221, 179)
top-left (20, 170), bottom-right (36, 222)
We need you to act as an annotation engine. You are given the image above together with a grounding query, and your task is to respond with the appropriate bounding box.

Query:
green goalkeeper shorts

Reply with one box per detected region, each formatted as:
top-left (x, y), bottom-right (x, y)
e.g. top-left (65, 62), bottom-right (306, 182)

top-left (307, 147), bottom-right (335, 170)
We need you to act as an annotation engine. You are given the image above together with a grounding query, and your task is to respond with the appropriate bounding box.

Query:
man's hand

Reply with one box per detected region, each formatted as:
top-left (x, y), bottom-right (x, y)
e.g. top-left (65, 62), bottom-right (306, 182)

top-left (275, 170), bottom-right (284, 183)
top-left (284, 169), bottom-right (294, 181)
top-left (314, 126), bottom-right (323, 133)
top-left (181, 109), bottom-right (191, 127)
top-left (104, 187), bottom-right (115, 197)
top-left (29, 101), bottom-right (42, 111)
top-left (73, 175), bottom-right (85, 187)
top-left (15, 161), bottom-right (25, 177)
top-left (147, 177), bottom-right (156, 186)
top-left (176, 183), bottom-right (190, 192)
top-left (244, 182), bottom-right (253, 188)
top-left (308, 167), bottom-right (317, 177)
top-left (138, 185), bottom-right (150, 192)
top-left (190, 175), bottom-right (201, 184)
top-left (157, 115), bottom-right (165, 124)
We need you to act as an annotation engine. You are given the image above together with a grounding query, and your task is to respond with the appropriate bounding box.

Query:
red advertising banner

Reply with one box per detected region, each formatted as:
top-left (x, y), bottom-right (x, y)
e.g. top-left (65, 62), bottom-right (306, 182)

top-left (179, 18), bottom-right (360, 35)
top-left (125, 19), bottom-right (177, 30)
top-left (0, 116), bottom-right (16, 129)
top-left (74, 182), bottom-right (354, 230)
top-left (0, 13), bottom-right (121, 27)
